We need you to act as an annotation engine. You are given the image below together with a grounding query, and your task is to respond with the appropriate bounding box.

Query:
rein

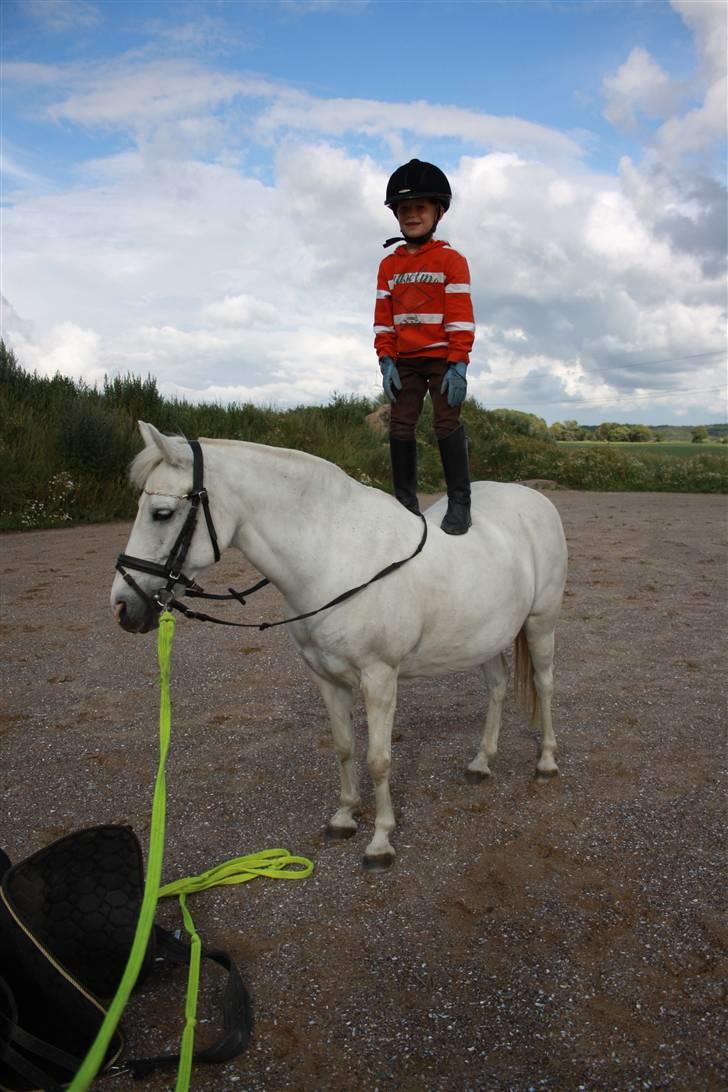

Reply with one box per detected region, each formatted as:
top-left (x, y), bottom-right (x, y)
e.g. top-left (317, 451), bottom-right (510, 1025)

top-left (116, 439), bottom-right (428, 631)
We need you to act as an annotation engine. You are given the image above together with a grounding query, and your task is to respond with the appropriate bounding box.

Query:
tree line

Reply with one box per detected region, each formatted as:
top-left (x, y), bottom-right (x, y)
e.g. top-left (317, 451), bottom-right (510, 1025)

top-left (550, 420), bottom-right (726, 443)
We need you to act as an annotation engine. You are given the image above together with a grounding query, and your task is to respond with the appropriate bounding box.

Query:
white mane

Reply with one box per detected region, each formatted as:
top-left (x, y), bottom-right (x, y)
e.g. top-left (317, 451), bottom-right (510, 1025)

top-left (129, 432), bottom-right (348, 493)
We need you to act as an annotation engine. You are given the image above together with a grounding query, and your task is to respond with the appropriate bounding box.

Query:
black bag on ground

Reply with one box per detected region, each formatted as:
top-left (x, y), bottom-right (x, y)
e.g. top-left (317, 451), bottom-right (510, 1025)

top-left (0, 826), bottom-right (253, 1091)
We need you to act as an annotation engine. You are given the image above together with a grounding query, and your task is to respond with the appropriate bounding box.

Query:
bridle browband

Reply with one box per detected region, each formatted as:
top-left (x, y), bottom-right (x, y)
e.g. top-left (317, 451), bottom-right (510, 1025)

top-left (116, 438), bottom-right (428, 631)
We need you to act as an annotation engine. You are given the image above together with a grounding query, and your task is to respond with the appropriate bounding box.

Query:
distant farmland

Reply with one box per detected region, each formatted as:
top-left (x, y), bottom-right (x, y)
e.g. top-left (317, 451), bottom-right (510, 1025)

top-left (558, 440), bottom-right (728, 460)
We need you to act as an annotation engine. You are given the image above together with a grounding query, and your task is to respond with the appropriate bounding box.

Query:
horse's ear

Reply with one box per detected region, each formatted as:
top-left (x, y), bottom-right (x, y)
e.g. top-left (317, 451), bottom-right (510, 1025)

top-left (138, 420), bottom-right (155, 448)
top-left (137, 421), bottom-right (187, 468)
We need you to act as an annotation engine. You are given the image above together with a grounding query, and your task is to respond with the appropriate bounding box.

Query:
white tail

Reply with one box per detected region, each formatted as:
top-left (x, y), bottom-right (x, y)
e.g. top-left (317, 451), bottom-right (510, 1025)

top-left (514, 626), bottom-right (540, 727)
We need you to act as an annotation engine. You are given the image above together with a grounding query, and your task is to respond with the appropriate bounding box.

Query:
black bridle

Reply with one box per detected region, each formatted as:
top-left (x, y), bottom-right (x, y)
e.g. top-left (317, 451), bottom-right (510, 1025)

top-left (116, 438), bottom-right (428, 631)
top-left (116, 439), bottom-right (227, 615)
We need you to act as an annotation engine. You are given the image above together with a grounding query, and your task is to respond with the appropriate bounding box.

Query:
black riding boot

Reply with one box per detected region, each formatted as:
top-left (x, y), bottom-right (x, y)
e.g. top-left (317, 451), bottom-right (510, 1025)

top-left (438, 425), bottom-right (471, 535)
top-left (389, 436), bottom-right (422, 515)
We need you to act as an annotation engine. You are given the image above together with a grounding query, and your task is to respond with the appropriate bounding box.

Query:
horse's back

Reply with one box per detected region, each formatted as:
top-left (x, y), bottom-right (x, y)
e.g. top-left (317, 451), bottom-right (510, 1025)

top-left (425, 480), bottom-right (565, 545)
top-left (423, 480), bottom-right (567, 611)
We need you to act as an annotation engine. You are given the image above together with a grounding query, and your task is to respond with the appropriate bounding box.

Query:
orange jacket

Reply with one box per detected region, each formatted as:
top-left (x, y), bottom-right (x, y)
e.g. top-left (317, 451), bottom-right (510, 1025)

top-left (373, 238), bottom-right (475, 364)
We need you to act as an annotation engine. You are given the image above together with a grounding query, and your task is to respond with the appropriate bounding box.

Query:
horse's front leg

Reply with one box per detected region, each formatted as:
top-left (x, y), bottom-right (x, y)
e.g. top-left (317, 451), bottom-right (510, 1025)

top-left (360, 662), bottom-right (399, 870)
top-left (312, 675), bottom-right (361, 837)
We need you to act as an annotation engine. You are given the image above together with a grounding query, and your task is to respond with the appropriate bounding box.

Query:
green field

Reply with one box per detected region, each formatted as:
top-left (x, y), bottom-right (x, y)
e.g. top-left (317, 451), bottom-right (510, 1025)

top-left (558, 440), bottom-right (728, 460)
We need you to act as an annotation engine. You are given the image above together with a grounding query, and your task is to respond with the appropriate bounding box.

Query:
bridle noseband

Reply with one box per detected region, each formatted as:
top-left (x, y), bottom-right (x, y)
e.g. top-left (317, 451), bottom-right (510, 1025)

top-left (116, 440), bottom-right (221, 615)
top-left (115, 437), bottom-right (428, 631)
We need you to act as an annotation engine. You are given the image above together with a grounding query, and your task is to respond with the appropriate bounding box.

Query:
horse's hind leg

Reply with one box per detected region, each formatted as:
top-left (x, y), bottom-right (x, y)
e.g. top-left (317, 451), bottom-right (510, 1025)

top-left (525, 616), bottom-right (559, 778)
top-left (466, 653), bottom-right (508, 781)
top-left (313, 675), bottom-right (360, 837)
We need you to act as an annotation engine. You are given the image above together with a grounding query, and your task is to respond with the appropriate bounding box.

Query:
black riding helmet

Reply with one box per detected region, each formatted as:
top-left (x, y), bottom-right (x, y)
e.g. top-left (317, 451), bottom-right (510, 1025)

top-left (383, 159), bottom-right (452, 247)
top-left (385, 159), bottom-right (452, 211)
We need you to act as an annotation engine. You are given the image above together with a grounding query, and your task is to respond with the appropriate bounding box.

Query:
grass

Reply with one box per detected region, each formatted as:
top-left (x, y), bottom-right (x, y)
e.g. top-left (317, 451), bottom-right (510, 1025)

top-left (558, 440), bottom-right (728, 459)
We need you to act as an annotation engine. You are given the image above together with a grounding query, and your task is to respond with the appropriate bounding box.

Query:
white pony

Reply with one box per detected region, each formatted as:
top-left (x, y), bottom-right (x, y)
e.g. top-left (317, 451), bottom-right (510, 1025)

top-left (111, 422), bottom-right (568, 869)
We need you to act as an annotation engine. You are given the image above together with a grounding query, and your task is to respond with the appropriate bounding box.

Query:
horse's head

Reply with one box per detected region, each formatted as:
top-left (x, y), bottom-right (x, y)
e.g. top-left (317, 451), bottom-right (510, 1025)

top-left (111, 422), bottom-right (224, 633)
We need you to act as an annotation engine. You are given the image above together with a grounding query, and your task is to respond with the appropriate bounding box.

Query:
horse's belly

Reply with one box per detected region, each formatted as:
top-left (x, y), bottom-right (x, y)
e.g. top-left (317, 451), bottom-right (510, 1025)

top-left (291, 597), bottom-right (517, 684)
top-left (398, 613), bottom-right (521, 678)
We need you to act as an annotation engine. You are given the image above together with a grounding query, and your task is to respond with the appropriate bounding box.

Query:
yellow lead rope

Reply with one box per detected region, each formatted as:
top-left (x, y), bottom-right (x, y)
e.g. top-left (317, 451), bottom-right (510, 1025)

top-left (159, 849), bottom-right (313, 897)
top-left (69, 611), bottom-right (314, 1091)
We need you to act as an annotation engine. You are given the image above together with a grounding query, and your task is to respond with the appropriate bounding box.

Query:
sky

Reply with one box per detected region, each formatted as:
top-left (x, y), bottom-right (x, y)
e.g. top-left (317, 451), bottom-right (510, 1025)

top-left (1, 0), bottom-right (726, 426)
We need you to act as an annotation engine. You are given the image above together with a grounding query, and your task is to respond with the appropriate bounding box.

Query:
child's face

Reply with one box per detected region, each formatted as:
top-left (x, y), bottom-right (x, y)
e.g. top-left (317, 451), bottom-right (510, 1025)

top-left (395, 198), bottom-right (441, 241)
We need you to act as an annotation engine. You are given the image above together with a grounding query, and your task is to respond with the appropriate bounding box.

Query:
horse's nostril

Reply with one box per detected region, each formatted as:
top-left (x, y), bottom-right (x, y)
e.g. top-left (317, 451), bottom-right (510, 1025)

top-left (114, 602), bottom-right (126, 624)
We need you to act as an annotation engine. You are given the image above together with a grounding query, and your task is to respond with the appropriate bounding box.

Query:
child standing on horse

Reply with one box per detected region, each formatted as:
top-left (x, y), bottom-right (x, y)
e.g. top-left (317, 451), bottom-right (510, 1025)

top-left (374, 159), bottom-right (476, 535)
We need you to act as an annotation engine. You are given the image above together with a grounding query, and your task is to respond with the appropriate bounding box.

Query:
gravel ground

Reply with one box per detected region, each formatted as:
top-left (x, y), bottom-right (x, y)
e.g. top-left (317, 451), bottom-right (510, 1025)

top-left (1, 489), bottom-right (726, 1092)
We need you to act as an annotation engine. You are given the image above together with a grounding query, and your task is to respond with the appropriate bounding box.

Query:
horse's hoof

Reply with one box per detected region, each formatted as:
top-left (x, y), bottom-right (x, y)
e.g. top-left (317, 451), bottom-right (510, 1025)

top-left (325, 824), bottom-right (357, 840)
top-left (362, 852), bottom-right (395, 872)
top-left (465, 768), bottom-right (491, 784)
top-left (535, 767), bottom-right (559, 782)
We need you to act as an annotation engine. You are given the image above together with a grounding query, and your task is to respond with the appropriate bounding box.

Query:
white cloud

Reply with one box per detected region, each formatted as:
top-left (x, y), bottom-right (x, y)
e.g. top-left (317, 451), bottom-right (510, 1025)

top-left (584, 189), bottom-right (670, 269)
top-left (256, 93), bottom-right (584, 161)
top-left (655, 74), bottom-right (728, 163)
top-left (203, 294), bottom-right (279, 327)
top-left (5, 136), bottom-right (722, 423)
top-left (45, 61), bottom-right (277, 131)
top-left (671, 0), bottom-right (728, 83)
top-left (602, 3), bottom-right (727, 171)
top-left (590, 1), bottom-right (727, 395)
top-left (602, 47), bottom-right (683, 131)
top-left (2, 61), bottom-right (67, 88)
top-left (4, 55), bottom-right (584, 163)
top-left (0, 150), bottom-right (44, 187)
top-left (1, 295), bottom-right (34, 340)
top-left (9, 322), bottom-right (105, 384)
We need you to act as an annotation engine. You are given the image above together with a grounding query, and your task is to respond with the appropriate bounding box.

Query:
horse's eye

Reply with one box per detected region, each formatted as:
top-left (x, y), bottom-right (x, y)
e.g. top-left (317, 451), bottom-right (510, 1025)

top-left (152, 508), bottom-right (174, 522)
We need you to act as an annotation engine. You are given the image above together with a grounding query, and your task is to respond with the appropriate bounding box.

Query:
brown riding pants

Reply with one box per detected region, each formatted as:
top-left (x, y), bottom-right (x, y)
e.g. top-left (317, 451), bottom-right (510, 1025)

top-left (388, 357), bottom-right (462, 440)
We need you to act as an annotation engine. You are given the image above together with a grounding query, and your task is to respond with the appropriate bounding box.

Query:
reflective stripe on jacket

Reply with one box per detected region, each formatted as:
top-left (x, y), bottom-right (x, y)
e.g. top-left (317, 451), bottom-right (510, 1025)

top-left (373, 238), bottom-right (475, 364)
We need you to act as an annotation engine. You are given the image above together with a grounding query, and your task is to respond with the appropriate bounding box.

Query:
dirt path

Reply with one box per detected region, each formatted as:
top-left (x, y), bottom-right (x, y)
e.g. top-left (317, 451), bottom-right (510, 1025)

top-left (1, 490), bottom-right (726, 1091)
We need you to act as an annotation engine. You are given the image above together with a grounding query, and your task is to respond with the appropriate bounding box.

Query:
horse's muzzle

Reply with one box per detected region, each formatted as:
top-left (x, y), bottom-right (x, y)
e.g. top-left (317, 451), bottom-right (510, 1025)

top-left (113, 598), bottom-right (159, 634)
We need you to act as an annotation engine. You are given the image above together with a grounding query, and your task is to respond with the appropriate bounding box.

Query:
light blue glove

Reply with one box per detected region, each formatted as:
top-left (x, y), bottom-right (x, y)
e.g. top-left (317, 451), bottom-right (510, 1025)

top-left (379, 356), bottom-right (402, 403)
top-left (440, 361), bottom-right (467, 407)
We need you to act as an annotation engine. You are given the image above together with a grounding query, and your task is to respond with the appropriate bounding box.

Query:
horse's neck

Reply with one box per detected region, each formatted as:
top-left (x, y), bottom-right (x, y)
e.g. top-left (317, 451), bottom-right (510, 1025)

top-left (209, 442), bottom-right (403, 605)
